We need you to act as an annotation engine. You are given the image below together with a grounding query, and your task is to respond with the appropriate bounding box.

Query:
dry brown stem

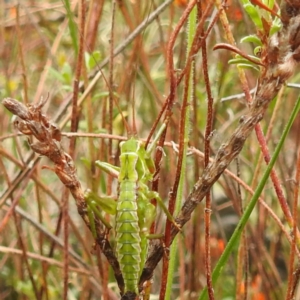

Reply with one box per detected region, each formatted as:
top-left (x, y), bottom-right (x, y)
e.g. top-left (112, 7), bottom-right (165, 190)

top-left (1, 97), bottom-right (124, 294)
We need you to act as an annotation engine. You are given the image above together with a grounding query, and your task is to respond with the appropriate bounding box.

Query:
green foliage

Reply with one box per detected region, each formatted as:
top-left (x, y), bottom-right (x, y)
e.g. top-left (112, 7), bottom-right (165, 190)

top-left (48, 62), bottom-right (73, 91)
top-left (229, 0), bottom-right (282, 71)
top-left (240, 0), bottom-right (278, 31)
top-left (240, 35), bottom-right (262, 45)
top-left (243, 3), bottom-right (264, 29)
top-left (84, 51), bottom-right (102, 71)
top-left (228, 55), bottom-right (260, 71)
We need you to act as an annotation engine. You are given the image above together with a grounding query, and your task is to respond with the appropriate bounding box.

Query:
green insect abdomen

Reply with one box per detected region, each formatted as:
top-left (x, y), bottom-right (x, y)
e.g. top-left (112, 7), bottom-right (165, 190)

top-left (116, 139), bottom-right (142, 294)
top-left (116, 181), bottom-right (141, 293)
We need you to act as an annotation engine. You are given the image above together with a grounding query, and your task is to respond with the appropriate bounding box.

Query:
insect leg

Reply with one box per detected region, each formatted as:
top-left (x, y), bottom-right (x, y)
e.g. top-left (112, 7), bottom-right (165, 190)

top-left (137, 196), bottom-right (156, 274)
top-left (84, 189), bottom-right (116, 235)
top-left (145, 122), bottom-right (167, 156)
top-left (146, 190), bottom-right (181, 231)
top-left (95, 160), bottom-right (120, 178)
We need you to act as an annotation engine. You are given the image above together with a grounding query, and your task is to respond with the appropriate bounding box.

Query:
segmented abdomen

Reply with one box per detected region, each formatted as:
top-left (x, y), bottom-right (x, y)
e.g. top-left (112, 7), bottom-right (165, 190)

top-left (116, 147), bottom-right (141, 294)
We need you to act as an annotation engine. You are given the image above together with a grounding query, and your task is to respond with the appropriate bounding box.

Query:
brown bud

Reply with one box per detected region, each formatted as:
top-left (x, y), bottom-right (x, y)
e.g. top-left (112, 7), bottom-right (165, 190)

top-left (2, 98), bottom-right (29, 120)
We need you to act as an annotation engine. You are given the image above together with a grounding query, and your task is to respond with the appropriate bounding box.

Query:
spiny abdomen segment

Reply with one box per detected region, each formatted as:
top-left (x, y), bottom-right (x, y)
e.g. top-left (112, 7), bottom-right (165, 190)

top-left (116, 181), bottom-right (141, 294)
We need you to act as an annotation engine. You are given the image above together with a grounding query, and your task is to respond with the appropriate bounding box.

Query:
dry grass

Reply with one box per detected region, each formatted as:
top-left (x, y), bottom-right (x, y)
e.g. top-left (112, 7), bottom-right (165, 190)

top-left (1, 1), bottom-right (300, 299)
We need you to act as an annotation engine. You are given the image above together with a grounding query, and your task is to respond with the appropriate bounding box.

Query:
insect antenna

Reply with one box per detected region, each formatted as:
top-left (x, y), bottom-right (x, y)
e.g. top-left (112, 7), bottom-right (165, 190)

top-left (131, 77), bottom-right (138, 138)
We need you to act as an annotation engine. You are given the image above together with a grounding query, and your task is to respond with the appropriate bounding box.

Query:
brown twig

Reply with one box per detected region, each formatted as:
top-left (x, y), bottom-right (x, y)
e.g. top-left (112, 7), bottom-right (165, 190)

top-left (1, 97), bottom-right (124, 294)
top-left (213, 43), bottom-right (265, 66)
top-left (158, 2), bottom-right (198, 298)
top-left (159, 2), bottom-right (216, 298)
top-left (201, 2), bottom-right (214, 298)
top-left (290, 263), bottom-right (300, 297)
top-left (286, 142), bottom-right (300, 299)
top-left (0, 164), bottom-right (35, 234)
top-left (64, 1), bottom-right (86, 298)
top-left (146, 0), bottom-right (220, 149)
top-left (0, 245), bottom-right (92, 275)
top-left (62, 187), bottom-right (70, 300)
top-left (14, 212), bottom-right (40, 299)
top-left (85, 0), bottom-right (104, 51)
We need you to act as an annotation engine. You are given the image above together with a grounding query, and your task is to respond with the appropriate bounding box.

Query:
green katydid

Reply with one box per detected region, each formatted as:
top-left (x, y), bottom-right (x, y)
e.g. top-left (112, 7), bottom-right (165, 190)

top-left (84, 122), bottom-right (180, 295)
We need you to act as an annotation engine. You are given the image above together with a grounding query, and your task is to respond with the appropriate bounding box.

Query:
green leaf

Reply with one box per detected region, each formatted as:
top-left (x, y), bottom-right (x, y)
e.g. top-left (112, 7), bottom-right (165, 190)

top-left (268, 0), bottom-right (275, 9)
top-left (61, 63), bottom-right (72, 84)
top-left (47, 67), bottom-right (66, 82)
top-left (89, 51), bottom-right (101, 70)
top-left (270, 17), bottom-right (282, 35)
top-left (254, 46), bottom-right (262, 56)
top-left (81, 157), bottom-right (91, 169)
top-left (240, 35), bottom-right (262, 45)
top-left (84, 52), bottom-right (91, 70)
top-left (62, 85), bottom-right (73, 92)
top-left (85, 51), bottom-right (102, 71)
top-left (95, 161), bottom-right (120, 177)
top-left (228, 55), bottom-right (261, 66)
top-left (228, 57), bottom-right (259, 65)
top-left (85, 190), bottom-right (117, 215)
top-left (228, 58), bottom-right (247, 65)
top-left (237, 63), bottom-right (260, 71)
top-left (243, 3), bottom-right (263, 29)
top-left (48, 63), bottom-right (73, 86)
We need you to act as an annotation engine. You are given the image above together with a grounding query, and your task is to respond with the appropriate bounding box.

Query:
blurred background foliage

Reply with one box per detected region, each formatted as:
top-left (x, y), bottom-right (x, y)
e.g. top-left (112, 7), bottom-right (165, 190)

top-left (1, 0), bottom-right (300, 299)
